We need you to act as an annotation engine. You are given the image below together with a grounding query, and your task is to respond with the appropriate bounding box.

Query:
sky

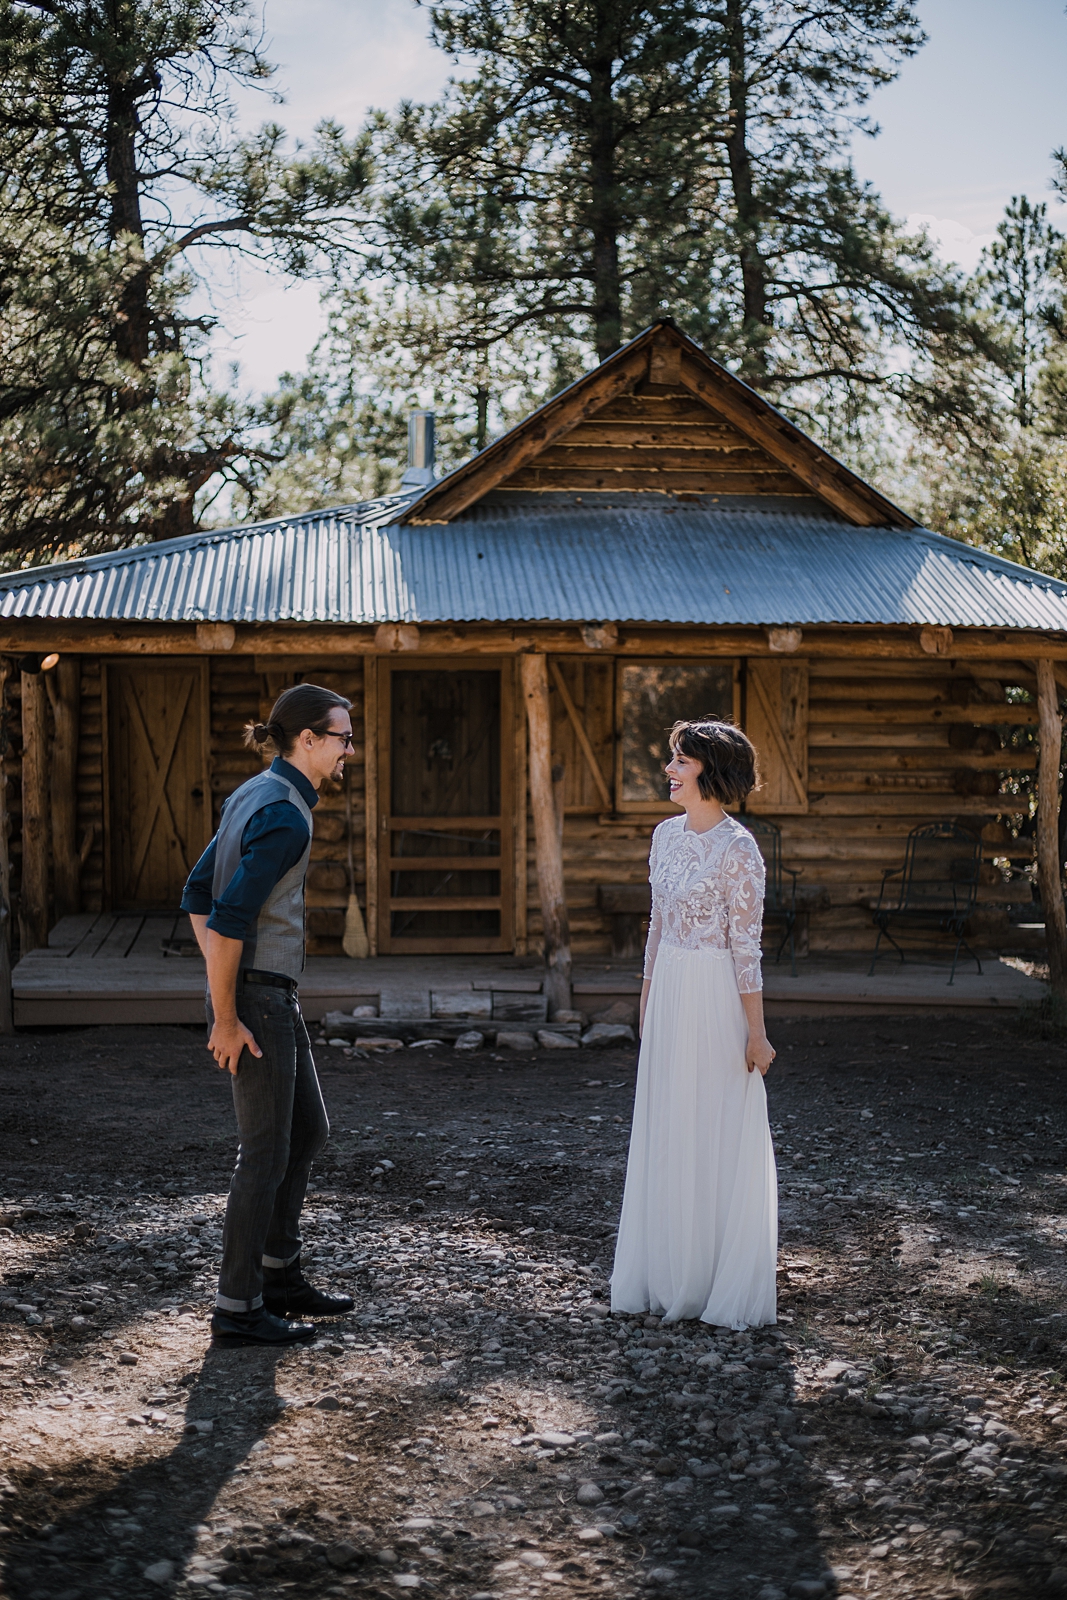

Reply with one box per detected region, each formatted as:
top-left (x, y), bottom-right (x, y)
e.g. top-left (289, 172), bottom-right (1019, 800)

top-left (204, 0), bottom-right (1067, 396)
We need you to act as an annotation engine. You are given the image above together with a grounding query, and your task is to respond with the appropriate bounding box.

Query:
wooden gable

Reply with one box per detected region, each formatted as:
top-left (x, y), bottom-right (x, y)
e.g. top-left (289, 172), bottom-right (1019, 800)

top-left (401, 320), bottom-right (913, 530)
top-left (502, 389), bottom-right (804, 497)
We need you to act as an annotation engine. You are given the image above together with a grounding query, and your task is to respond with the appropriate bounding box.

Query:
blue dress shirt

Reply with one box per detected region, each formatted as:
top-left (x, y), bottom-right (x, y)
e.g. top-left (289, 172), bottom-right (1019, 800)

top-left (180, 757), bottom-right (319, 940)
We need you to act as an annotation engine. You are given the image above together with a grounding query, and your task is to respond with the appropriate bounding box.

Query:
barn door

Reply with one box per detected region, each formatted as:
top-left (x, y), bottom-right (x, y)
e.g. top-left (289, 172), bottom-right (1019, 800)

top-left (105, 660), bottom-right (211, 910)
top-left (378, 661), bottom-right (513, 953)
top-left (745, 659), bottom-right (809, 815)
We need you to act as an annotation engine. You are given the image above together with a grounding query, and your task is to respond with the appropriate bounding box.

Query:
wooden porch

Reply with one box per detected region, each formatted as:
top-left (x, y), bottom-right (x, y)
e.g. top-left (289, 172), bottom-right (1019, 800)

top-left (11, 911), bottom-right (1049, 1026)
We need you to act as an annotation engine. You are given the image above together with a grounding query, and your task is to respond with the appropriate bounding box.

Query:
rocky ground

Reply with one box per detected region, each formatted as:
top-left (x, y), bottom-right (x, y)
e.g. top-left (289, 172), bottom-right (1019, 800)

top-left (1, 1010), bottom-right (1066, 1600)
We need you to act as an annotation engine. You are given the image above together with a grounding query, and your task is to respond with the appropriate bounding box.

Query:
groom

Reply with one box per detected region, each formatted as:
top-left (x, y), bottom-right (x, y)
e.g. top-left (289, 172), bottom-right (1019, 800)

top-left (182, 683), bottom-right (357, 1348)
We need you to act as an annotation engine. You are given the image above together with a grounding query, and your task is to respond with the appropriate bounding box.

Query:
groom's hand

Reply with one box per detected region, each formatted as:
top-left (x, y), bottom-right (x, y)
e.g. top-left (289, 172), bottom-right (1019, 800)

top-left (208, 1017), bottom-right (262, 1076)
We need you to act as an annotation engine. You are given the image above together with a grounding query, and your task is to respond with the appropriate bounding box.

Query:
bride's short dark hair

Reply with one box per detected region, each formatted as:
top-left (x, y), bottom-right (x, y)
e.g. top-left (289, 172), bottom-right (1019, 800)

top-left (669, 718), bottom-right (758, 804)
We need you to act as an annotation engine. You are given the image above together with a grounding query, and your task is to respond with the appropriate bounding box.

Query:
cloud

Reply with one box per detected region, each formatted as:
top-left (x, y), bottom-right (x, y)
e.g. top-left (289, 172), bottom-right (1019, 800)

top-left (905, 213), bottom-right (997, 274)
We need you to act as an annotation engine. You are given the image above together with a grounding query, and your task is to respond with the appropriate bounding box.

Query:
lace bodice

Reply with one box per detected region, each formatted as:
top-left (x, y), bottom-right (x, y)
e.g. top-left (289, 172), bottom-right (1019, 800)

top-left (643, 814), bottom-right (766, 993)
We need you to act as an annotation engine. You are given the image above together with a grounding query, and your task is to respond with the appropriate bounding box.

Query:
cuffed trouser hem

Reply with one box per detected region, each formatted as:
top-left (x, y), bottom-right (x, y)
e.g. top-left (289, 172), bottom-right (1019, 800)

top-left (262, 1248), bottom-right (301, 1269)
top-left (215, 1292), bottom-right (264, 1313)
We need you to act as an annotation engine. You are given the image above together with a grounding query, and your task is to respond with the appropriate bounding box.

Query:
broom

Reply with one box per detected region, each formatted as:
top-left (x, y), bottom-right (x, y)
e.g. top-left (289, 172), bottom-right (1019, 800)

top-left (342, 772), bottom-right (369, 959)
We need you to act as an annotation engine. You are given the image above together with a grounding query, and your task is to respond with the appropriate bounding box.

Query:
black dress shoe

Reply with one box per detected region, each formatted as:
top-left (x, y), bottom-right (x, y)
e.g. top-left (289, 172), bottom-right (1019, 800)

top-left (262, 1253), bottom-right (355, 1319)
top-left (210, 1307), bottom-right (317, 1348)
top-left (262, 1281), bottom-right (355, 1318)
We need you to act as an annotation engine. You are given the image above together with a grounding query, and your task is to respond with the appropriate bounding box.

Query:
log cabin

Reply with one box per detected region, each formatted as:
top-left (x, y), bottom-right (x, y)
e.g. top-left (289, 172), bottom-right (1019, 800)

top-left (1, 319), bottom-right (1065, 1021)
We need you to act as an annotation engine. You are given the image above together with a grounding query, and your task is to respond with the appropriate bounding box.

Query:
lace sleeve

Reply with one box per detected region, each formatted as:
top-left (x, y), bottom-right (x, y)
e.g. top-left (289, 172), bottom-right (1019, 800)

top-left (724, 829), bottom-right (766, 994)
top-left (642, 827), bottom-right (663, 980)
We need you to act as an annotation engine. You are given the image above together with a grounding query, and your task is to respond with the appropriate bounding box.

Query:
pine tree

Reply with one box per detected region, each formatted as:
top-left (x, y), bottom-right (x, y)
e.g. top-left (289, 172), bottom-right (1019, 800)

top-left (0, 0), bottom-right (371, 562)
top-left (359, 0), bottom-right (989, 434)
top-left (974, 195), bottom-right (1063, 429)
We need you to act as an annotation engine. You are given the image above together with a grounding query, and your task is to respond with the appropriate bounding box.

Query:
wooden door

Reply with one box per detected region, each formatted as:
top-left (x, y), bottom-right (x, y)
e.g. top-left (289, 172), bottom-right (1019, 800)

top-left (104, 660), bottom-right (211, 910)
top-left (378, 660), bottom-right (513, 953)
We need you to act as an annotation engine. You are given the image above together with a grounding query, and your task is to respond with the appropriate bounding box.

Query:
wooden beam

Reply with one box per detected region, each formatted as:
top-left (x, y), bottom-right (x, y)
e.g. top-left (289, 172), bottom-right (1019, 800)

top-left (521, 653), bottom-right (572, 1014)
top-left (19, 670), bottom-right (49, 954)
top-left (549, 661), bottom-right (612, 809)
top-left (363, 656), bottom-right (379, 958)
top-left (512, 657), bottom-right (528, 957)
top-left (0, 658), bottom-right (12, 1032)
top-left (404, 345), bottom-right (652, 524)
top-left (47, 657), bottom-right (81, 919)
top-left (4, 619), bottom-right (1067, 662)
top-left (1035, 658), bottom-right (1067, 998)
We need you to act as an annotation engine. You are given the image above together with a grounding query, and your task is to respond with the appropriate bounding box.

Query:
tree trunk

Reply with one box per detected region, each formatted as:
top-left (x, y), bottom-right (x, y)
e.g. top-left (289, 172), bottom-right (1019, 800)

top-left (48, 657), bottom-right (81, 919)
top-left (521, 654), bottom-right (572, 1016)
top-left (724, 0), bottom-right (770, 381)
top-left (19, 670), bottom-right (49, 955)
top-left (1036, 659), bottom-right (1067, 998)
top-left (106, 55), bottom-right (151, 370)
top-left (588, 11), bottom-right (622, 361)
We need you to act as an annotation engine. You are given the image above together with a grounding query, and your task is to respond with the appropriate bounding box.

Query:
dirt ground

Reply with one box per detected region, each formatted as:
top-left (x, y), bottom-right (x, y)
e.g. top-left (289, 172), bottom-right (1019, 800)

top-left (1, 1011), bottom-right (1066, 1600)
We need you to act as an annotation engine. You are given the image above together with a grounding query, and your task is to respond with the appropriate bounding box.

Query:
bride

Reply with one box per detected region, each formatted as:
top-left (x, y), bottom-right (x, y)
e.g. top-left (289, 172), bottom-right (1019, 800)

top-left (611, 718), bottom-right (778, 1329)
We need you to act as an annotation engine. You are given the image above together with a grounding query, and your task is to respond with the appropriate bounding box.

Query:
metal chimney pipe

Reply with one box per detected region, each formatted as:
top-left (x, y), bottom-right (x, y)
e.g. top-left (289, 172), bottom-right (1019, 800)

top-left (401, 410), bottom-right (436, 488)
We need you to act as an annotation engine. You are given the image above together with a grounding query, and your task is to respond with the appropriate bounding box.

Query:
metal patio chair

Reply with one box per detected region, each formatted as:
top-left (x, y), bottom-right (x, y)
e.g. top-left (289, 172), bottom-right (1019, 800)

top-left (739, 816), bottom-right (800, 976)
top-left (868, 821), bottom-right (982, 985)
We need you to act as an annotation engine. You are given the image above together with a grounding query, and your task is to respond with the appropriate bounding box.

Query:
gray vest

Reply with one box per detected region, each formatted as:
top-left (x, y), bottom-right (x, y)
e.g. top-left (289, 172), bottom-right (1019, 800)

top-left (211, 768), bottom-right (313, 981)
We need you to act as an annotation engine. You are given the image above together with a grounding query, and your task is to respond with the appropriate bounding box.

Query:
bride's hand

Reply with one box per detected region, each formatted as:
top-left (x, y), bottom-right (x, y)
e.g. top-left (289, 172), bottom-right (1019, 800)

top-left (746, 1033), bottom-right (776, 1076)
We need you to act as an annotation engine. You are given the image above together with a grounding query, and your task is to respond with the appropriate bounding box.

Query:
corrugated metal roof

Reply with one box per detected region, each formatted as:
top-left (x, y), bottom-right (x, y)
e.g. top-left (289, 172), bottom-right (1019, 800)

top-left (3, 492), bottom-right (1067, 631)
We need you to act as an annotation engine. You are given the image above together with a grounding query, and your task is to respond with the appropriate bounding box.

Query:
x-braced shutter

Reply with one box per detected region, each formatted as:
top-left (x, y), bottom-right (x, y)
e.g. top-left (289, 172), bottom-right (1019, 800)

top-left (745, 659), bottom-right (808, 815)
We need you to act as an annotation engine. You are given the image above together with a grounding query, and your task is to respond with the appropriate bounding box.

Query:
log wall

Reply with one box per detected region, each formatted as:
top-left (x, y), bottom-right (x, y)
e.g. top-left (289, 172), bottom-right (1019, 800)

top-left (523, 651), bottom-right (1038, 960)
top-left (0, 640), bottom-right (1038, 963)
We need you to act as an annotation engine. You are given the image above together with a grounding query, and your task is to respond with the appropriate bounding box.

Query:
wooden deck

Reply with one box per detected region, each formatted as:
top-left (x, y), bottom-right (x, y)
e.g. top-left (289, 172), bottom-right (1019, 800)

top-left (10, 914), bottom-right (1049, 1026)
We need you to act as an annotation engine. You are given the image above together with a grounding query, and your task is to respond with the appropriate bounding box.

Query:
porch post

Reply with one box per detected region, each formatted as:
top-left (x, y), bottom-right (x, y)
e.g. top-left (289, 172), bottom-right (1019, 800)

top-left (521, 653), bottom-right (572, 1016)
top-left (0, 659), bottom-right (12, 1032)
top-left (19, 667), bottom-right (49, 954)
top-left (1035, 659), bottom-right (1067, 998)
top-left (48, 656), bottom-right (81, 919)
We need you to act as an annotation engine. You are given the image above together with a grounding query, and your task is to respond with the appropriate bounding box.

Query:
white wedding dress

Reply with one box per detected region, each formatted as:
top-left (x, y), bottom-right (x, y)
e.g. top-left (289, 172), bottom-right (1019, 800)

top-left (611, 813), bottom-right (778, 1328)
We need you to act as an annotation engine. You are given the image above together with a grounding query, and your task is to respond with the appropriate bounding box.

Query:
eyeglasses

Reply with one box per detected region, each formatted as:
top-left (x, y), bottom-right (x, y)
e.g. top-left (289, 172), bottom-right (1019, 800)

top-left (324, 731), bottom-right (354, 749)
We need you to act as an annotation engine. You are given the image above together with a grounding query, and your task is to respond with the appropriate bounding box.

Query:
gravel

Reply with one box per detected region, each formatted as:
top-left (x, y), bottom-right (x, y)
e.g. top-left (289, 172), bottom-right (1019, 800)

top-left (0, 1014), bottom-right (1065, 1600)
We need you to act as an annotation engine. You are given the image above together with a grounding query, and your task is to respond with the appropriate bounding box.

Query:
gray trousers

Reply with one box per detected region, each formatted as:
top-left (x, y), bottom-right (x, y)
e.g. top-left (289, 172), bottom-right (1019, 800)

top-left (211, 981), bottom-right (329, 1313)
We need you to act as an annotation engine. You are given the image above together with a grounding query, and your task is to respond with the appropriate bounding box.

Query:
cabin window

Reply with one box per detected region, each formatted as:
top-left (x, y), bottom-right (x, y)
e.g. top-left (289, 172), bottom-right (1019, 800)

top-left (616, 660), bottom-right (737, 808)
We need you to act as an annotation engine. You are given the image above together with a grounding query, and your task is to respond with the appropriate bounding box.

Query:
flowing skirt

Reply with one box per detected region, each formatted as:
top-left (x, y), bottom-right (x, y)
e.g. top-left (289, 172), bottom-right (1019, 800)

top-left (610, 944), bottom-right (777, 1328)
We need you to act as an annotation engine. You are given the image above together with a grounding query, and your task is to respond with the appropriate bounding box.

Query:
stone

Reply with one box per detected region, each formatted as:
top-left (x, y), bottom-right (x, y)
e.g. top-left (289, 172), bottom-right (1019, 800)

top-left (519, 1551), bottom-right (548, 1567)
top-left (576, 1482), bottom-right (605, 1505)
top-left (537, 1031), bottom-right (579, 1050)
top-left (592, 1000), bottom-right (637, 1025)
top-left (470, 1502), bottom-right (497, 1518)
top-left (496, 1031), bottom-right (537, 1051)
top-left (394, 1577), bottom-right (420, 1589)
top-left (118, 1351), bottom-right (138, 1366)
top-left (315, 1395), bottom-right (342, 1411)
top-left (454, 1032), bottom-right (485, 1052)
top-left (326, 1542), bottom-right (360, 1569)
top-left (577, 1527), bottom-right (603, 1544)
top-left (647, 1567), bottom-right (677, 1585)
top-left (581, 1023), bottom-right (635, 1048)
top-left (144, 1561), bottom-right (176, 1586)
top-left (708, 1503), bottom-right (740, 1520)
top-left (539, 1432), bottom-right (576, 1448)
